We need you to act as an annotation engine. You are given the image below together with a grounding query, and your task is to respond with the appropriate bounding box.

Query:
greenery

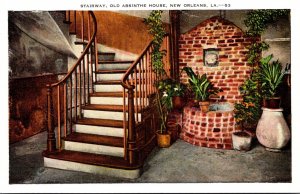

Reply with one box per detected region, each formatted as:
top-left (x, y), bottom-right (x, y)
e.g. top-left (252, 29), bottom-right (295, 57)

top-left (145, 10), bottom-right (168, 134)
top-left (244, 10), bottom-right (289, 66)
top-left (183, 67), bottom-right (219, 101)
top-left (144, 10), bottom-right (167, 76)
top-left (234, 76), bottom-right (262, 128)
top-left (157, 79), bottom-right (186, 110)
top-left (234, 10), bottom-right (289, 128)
top-left (244, 9), bottom-right (289, 37)
top-left (259, 55), bottom-right (285, 98)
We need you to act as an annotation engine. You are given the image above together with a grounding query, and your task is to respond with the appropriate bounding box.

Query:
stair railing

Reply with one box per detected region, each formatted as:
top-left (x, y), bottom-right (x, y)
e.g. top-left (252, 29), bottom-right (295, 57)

top-left (45, 11), bottom-right (98, 153)
top-left (121, 35), bottom-right (170, 165)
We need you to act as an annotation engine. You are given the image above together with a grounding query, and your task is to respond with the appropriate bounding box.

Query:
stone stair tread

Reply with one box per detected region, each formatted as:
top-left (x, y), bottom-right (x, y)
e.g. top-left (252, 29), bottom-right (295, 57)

top-left (90, 92), bottom-right (148, 98)
top-left (43, 150), bottom-right (141, 170)
top-left (96, 69), bottom-right (127, 74)
top-left (82, 104), bottom-right (143, 112)
top-left (76, 118), bottom-right (124, 128)
top-left (63, 132), bottom-right (123, 147)
top-left (98, 60), bottom-right (134, 64)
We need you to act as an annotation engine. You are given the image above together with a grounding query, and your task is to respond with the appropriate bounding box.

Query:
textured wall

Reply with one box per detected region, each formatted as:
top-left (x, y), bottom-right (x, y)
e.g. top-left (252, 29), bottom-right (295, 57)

top-left (179, 16), bottom-right (252, 103)
top-left (8, 13), bottom-right (68, 78)
top-left (9, 75), bottom-right (61, 144)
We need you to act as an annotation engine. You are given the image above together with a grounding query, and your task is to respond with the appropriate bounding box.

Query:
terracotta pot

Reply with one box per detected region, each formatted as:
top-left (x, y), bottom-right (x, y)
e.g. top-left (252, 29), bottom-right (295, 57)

top-left (167, 121), bottom-right (179, 143)
top-left (156, 132), bottom-right (171, 148)
top-left (199, 101), bottom-right (210, 112)
top-left (256, 108), bottom-right (290, 151)
top-left (172, 96), bottom-right (185, 110)
top-left (232, 131), bottom-right (252, 151)
top-left (263, 97), bottom-right (281, 109)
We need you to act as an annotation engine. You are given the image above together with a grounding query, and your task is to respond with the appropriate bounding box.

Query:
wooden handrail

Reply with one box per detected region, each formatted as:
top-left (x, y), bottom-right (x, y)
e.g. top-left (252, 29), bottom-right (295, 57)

top-left (51, 11), bottom-right (97, 87)
top-left (46, 11), bottom-right (97, 153)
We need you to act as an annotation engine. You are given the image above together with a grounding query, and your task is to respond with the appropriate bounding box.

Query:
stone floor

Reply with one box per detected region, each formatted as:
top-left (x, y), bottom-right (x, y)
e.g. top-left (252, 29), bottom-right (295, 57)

top-left (9, 131), bottom-right (291, 184)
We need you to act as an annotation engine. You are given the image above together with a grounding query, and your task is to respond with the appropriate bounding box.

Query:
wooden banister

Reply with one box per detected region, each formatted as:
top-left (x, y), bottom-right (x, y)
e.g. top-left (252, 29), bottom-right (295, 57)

top-left (121, 34), bottom-right (170, 162)
top-left (46, 11), bottom-right (97, 153)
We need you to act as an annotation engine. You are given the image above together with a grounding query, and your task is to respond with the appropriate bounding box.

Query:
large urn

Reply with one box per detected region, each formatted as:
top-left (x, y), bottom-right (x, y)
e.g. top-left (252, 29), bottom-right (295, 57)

top-left (256, 108), bottom-right (290, 151)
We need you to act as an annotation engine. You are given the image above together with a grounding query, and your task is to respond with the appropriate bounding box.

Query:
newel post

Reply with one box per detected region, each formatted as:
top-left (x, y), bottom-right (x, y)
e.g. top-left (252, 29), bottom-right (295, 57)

top-left (46, 84), bottom-right (56, 153)
top-left (127, 88), bottom-right (137, 165)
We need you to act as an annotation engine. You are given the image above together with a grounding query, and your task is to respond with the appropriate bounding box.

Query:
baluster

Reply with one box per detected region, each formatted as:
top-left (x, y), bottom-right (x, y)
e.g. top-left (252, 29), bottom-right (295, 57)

top-left (128, 88), bottom-right (137, 165)
top-left (81, 11), bottom-right (84, 42)
top-left (145, 51), bottom-right (149, 104)
top-left (87, 47), bottom-right (90, 104)
top-left (57, 86), bottom-right (61, 150)
top-left (64, 82), bottom-right (67, 137)
top-left (74, 11), bottom-right (77, 34)
top-left (138, 63), bottom-right (142, 118)
top-left (79, 62), bottom-right (82, 118)
top-left (83, 55), bottom-right (86, 106)
top-left (46, 85), bottom-right (56, 153)
top-left (134, 69), bottom-right (138, 122)
top-left (123, 88), bottom-right (127, 160)
top-left (75, 68), bottom-right (78, 122)
top-left (69, 76), bottom-right (73, 132)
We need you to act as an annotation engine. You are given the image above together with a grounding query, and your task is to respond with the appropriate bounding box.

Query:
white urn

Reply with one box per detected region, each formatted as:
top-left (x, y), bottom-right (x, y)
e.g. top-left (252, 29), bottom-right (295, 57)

top-left (256, 108), bottom-right (290, 151)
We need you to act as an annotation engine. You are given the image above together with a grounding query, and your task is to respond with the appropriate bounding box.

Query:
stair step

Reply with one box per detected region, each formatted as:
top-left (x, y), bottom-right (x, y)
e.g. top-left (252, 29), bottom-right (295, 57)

top-left (63, 133), bottom-right (124, 156)
top-left (75, 124), bottom-right (123, 137)
top-left (76, 118), bottom-right (124, 128)
top-left (94, 80), bottom-right (121, 85)
top-left (97, 61), bottom-right (133, 71)
top-left (82, 104), bottom-right (142, 112)
top-left (99, 60), bottom-right (134, 64)
top-left (96, 69), bottom-right (127, 74)
top-left (98, 52), bottom-right (116, 61)
top-left (90, 92), bottom-right (147, 98)
top-left (94, 80), bottom-right (123, 92)
top-left (64, 132), bottom-right (123, 147)
top-left (43, 150), bottom-right (142, 179)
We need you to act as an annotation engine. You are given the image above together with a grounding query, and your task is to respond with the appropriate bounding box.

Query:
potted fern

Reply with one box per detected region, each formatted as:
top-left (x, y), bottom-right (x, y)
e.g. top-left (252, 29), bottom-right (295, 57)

top-left (183, 67), bottom-right (219, 112)
top-left (259, 54), bottom-right (285, 109)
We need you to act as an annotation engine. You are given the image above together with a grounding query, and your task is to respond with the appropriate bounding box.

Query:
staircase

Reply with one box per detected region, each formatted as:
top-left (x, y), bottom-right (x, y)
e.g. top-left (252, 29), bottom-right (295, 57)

top-left (42, 11), bottom-right (171, 179)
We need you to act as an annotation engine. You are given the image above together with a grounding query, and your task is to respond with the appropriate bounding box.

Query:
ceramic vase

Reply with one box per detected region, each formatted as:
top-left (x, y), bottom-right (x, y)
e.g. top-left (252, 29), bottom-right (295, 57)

top-left (256, 108), bottom-right (290, 151)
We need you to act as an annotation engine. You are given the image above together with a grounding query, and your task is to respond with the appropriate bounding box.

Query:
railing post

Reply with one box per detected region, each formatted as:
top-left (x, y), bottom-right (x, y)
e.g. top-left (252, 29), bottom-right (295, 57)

top-left (127, 87), bottom-right (137, 165)
top-left (46, 84), bottom-right (57, 153)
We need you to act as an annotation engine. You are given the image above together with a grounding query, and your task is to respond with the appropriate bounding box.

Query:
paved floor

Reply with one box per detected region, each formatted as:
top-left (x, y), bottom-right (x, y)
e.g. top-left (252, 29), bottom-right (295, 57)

top-left (9, 131), bottom-right (291, 184)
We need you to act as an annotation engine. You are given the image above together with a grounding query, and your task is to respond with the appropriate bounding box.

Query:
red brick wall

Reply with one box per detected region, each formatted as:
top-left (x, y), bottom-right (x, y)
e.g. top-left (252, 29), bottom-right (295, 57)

top-left (180, 106), bottom-right (236, 149)
top-left (179, 16), bottom-right (253, 103)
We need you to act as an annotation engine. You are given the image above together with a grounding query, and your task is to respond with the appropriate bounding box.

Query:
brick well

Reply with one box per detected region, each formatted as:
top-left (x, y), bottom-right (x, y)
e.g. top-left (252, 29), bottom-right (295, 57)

top-left (177, 16), bottom-right (252, 149)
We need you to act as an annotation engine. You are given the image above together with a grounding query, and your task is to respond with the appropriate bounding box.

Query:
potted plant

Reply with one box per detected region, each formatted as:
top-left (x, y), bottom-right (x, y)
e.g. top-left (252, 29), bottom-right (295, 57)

top-left (157, 78), bottom-right (181, 144)
top-left (145, 10), bottom-right (171, 148)
top-left (259, 54), bottom-right (286, 109)
top-left (234, 76), bottom-right (262, 151)
top-left (182, 67), bottom-right (219, 112)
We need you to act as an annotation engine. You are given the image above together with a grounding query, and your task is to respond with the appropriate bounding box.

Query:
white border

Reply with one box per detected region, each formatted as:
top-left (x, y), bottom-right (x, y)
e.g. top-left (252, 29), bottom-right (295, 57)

top-left (1, 0), bottom-right (300, 193)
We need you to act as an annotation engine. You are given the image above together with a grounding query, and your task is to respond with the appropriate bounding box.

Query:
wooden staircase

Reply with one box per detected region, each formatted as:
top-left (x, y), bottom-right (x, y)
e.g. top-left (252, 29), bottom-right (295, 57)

top-left (42, 11), bottom-right (171, 179)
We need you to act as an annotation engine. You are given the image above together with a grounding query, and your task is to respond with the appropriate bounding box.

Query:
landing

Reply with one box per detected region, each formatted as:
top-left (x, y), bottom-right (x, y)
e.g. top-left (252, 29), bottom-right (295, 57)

top-left (9, 131), bottom-right (291, 183)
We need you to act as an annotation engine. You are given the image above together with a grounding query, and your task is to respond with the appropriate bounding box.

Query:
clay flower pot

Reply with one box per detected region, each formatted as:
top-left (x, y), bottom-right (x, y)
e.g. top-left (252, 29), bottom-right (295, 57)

top-left (156, 131), bottom-right (171, 148)
top-left (232, 131), bottom-right (252, 151)
top-left (263, 97), bottom-right (281, 109)
top-left (199, 101), bottom-right (210, 112)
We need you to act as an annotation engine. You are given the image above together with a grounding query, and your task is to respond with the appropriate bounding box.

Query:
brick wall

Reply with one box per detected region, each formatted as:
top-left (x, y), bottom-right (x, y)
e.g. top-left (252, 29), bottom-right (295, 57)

top-left (180, 106), bottom-right (236, 149)
top-left (179, 16), bottom-right (253, 103)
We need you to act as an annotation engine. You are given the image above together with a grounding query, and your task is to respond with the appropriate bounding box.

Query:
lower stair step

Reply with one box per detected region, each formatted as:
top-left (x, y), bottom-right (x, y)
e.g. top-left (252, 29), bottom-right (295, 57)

top-left (63, 133), bottom-right (124, 157)
top-left (43, 150), bottom-right (142, 179)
